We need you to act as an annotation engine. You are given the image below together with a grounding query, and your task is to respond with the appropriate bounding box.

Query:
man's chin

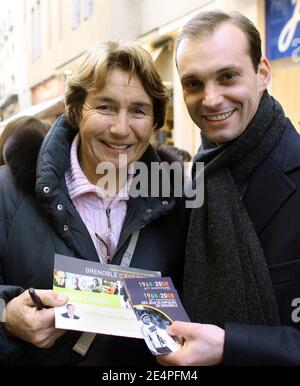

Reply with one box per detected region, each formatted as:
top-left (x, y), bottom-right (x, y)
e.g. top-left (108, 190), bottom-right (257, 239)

top-left (203, 128), bottom-right (240, 145)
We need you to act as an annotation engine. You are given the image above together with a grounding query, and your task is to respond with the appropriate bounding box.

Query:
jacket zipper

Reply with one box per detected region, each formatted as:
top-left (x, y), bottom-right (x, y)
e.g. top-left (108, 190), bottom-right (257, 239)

top-left (108, 224), bottom-right (145, 264)
top-left (103, 206), bottom-right (143, 264)
top-left (106, 208), bottom-right (112, 231)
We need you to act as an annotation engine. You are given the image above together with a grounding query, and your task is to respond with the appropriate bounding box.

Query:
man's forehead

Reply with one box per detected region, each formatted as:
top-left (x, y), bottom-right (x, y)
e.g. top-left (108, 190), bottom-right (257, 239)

top-left (177, 22), bottom-right (249, 58)
top-left (177, 29), bottom-right (250, 78)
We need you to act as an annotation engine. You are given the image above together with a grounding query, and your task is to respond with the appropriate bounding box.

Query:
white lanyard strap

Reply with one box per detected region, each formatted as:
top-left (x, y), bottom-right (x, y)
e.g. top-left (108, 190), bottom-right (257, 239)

top-left (120, 229), bottom-right (140, 267)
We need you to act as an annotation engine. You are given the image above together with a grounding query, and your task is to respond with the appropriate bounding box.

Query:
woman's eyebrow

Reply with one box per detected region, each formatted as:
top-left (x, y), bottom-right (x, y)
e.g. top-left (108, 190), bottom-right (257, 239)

top-left (91, 96), bottom-right (152, 108)
top-left (91, 96), bottom-right (115, 104)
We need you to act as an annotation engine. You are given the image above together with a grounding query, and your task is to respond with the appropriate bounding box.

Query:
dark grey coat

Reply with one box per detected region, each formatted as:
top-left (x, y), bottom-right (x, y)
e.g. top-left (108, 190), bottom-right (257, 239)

top-left (224, 120), bottom-right (300, 365)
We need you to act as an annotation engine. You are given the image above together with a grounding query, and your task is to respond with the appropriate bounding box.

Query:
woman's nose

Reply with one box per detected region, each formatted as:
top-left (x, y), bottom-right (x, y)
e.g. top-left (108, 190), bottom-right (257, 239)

top-left (110, 111), bottom-right (131, 136)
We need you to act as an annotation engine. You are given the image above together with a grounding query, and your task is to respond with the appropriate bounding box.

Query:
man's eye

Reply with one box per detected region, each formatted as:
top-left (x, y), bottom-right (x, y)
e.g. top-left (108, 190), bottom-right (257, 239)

top-left (182, 79), bottom-right (201, 90)
top-left (222, 73), bottom-right (237, 82)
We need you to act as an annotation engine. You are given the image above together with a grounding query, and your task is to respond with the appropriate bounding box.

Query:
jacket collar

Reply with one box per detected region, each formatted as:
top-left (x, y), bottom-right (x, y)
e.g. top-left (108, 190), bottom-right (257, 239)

top-left (270, 119), bottom-right (300, 173)
top-left (35, 115), bottom-right (77, 198)
top-left (244, 120), bottom-right (300, 234)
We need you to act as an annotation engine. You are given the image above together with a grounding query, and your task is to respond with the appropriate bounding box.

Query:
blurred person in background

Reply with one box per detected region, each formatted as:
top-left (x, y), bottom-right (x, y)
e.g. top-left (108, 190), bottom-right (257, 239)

top-left (155, 146), bottom-right (191, 164)
top-left (0, 116), bottom-right (49, 166)
top-left (155, 145), bottom-right (192, 184)
top-left (0, 41), bottom-right (187, 366)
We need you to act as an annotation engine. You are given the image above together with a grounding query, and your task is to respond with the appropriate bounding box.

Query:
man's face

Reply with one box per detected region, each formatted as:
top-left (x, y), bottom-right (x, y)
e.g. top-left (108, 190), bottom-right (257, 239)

top-left (67, 305), bottom-right (75, 315)
top-left (55, 271), bottom-right (66, 286)
top-left (142, 315), bottom-right (151, 324)
top-left (176, 22), bottom-right (271, 144)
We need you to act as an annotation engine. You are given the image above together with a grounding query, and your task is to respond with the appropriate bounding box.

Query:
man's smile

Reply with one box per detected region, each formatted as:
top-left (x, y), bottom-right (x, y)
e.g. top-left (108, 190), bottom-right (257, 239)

top-left (202, 109), bottom-right (236, 122)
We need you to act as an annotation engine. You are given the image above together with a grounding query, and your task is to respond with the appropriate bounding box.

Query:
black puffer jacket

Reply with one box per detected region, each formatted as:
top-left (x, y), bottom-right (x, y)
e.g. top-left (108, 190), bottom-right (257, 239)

top-left (0, 115), bottom-right (187, 366)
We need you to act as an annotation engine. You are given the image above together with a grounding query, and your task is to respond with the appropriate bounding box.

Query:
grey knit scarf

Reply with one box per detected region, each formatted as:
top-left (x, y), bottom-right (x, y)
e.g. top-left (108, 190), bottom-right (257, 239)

top-left (184, 90), bottom-right (286, 327)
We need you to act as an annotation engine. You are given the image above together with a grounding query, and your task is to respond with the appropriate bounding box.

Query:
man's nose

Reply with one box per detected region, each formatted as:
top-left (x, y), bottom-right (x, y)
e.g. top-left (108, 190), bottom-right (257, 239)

top-left (202, 83), bottom-right (223, 108)
top-left (110, 111), bottom-right (131, 136)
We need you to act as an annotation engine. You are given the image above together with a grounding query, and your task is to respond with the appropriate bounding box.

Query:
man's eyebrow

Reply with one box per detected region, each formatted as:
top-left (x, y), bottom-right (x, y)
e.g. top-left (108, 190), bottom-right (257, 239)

top-left (180, 74), bottom-right (198, 82)
top-left (215, 65), bottom-right (242, 74)
top-left (180, 65), bottom-right (242, 82)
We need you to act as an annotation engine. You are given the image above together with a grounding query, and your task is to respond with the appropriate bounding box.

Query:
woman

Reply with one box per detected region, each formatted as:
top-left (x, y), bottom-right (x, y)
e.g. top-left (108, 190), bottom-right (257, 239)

top-left (0, 41), bottom-right (187, 365)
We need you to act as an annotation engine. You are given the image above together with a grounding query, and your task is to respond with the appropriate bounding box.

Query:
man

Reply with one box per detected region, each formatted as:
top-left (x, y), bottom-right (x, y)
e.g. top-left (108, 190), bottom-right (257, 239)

top-left (159, 10), bottom-right (300, 366)
top-left (140, 313), bottom-right (178, 355)
top-left (53, 270), bottom-right (66, 288)
top-left (61, 304), bottom-right (80, 320)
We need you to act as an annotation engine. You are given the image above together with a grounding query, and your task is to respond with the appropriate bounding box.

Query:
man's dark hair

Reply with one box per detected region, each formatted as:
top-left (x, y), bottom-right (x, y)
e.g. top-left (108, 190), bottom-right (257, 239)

top-left (177, 10), bottom-right (262, 72)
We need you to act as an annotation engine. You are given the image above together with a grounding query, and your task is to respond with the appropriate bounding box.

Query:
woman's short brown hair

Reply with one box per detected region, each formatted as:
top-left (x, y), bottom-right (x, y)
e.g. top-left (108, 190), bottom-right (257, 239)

top-left (65, 41), bottom-right (169, 130)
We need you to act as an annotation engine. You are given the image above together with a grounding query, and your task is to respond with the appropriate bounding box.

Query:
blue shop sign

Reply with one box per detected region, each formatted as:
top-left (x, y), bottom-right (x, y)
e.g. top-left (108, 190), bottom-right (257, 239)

top-left (266, 0), bottom-right (300, 61)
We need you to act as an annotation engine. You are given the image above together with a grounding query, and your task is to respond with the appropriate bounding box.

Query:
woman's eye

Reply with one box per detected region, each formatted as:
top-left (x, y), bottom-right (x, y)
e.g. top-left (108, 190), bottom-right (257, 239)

top-left (133, 108), bottom-right (146, 116)
top-left (131, 107), bottom-right (153, 118)
top-left (96, 105), bottom-right (114, 113)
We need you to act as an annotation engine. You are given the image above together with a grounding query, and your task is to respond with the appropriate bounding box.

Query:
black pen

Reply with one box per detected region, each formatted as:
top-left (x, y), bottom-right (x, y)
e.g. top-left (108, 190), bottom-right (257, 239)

top-left (28, 287), bottom-right (44, 310)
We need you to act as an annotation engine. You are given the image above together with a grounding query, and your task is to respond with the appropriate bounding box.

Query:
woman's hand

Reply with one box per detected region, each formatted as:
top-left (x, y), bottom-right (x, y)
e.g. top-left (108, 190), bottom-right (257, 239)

top-left (157, 321), bottom-right (225, 366)
top-left (4, 289), bottom-right (68, 348)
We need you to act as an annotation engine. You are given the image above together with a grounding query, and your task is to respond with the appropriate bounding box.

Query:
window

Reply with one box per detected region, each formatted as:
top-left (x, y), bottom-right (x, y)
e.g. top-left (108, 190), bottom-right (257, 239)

top-left (31, 7), bottom-right (35, 61)
top-left (58, 0), bottom-right (63, 41)
top-left (48, 0), bottom-right (52, 49)
top-left (83, 0), bottom-right (93, 20)
top-left (31, 1), bottom-right (42, 62)
top-left (72, 0), bottom-right (81, 29)
top-left (36, 1), bottom-right (41, 57)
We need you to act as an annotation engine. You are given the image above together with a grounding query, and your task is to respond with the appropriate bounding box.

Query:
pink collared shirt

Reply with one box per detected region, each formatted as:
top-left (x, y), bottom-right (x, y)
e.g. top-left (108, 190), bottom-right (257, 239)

top-left (65, 134), bottom-right (131, 263)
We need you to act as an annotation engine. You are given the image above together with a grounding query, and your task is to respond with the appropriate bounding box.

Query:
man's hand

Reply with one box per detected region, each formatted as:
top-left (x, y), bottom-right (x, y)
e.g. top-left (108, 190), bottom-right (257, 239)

top-left (4, 289), bottom-right (68, 348)
top-left (157, 321), bottom-right (225, 366)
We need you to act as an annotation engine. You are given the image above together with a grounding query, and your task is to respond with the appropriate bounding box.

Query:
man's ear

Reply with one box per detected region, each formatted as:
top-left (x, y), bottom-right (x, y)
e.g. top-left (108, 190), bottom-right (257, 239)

top-left (258, 57), bottom-right (271, 92)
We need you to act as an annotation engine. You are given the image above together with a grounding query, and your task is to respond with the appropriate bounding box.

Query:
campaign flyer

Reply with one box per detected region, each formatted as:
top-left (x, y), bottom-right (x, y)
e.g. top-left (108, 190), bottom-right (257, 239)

top-left (53, 253), bottom-right (161, 338)
top-left (123, 277), bottom-right (190, 355)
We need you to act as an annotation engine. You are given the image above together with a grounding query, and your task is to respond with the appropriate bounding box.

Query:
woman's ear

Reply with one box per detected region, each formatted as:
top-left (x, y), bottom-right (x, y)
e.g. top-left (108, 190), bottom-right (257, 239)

top-left (258, 57), bottom-right (272, 93)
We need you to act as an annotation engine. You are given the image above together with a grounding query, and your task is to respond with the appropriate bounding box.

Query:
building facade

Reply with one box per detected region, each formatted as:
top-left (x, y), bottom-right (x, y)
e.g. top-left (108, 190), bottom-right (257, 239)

top-left (0, 0), bottom-right (30, 120)
top-left (1, 0), bottom-right (299, 155)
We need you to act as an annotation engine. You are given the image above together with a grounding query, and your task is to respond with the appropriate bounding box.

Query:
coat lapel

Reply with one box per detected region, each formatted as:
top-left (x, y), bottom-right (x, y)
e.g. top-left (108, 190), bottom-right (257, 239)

top-left (244, 120), bottom-right (300, 234)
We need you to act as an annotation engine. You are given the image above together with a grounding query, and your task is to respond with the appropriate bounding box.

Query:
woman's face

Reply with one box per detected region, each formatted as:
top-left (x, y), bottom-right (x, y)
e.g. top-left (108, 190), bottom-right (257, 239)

top-left (78, 69), bottom-right (154, 184)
